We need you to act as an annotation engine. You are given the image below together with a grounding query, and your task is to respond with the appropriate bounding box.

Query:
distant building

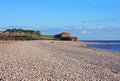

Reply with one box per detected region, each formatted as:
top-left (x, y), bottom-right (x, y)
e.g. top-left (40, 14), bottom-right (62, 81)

top-left (54, 32), bottom-right (78, 41)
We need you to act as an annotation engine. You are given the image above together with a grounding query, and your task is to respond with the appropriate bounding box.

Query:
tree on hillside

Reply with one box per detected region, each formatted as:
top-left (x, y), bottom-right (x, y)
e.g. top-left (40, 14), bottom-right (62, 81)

top-left (1, 28), bottom-right (41, 40)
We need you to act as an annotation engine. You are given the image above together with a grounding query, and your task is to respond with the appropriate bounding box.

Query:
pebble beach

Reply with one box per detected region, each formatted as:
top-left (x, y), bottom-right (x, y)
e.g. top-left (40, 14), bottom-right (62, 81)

top-left (0, 40), bottom-right (120, 81)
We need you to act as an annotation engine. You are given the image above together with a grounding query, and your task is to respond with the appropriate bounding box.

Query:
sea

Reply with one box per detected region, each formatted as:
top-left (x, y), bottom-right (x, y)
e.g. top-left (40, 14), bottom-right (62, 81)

top-left (80, 40), bottom-right (120, 52)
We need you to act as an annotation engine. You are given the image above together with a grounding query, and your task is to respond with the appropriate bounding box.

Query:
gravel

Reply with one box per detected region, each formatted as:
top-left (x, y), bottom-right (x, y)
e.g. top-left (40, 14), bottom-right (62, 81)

top-left (0, 40), bottom-right (120, 81)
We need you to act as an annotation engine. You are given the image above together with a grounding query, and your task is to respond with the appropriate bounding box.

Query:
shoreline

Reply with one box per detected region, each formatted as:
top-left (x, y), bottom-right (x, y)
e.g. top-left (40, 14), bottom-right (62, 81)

top-left (0, 40), bottom-right (120, 80)
top-left (0, 40), bottom-right (119, 53)
top-left (84, 42), bottom-right (120, 53)
top-left (34, 40), bottom-right (120, 54)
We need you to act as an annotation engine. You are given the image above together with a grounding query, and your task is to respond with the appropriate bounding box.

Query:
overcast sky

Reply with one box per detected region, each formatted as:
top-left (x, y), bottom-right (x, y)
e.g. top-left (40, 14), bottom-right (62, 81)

top-left (0, 0), bottom-right (120, 40)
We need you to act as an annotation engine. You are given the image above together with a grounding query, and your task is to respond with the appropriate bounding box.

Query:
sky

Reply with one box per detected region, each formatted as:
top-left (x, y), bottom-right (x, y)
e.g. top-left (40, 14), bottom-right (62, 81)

top-left (0, 0), bottom-right (120, 40)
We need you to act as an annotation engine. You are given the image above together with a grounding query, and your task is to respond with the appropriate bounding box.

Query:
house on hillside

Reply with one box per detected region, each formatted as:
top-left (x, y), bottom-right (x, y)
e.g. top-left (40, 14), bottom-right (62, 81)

top-left (55, 32), bottom-right (78, 41)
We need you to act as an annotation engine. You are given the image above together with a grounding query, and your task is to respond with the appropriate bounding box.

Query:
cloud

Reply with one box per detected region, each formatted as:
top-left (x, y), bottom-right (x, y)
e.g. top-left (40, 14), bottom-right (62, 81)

top-left (86, 25), bottom-right (105, 29)
top-left (72, 24), bottom-right (106, 30)
top-left (81, 31), bottom-right (90, 35)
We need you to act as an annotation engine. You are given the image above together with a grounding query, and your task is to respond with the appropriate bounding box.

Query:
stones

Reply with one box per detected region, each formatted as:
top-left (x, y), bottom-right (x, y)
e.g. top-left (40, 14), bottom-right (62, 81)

top-left (0, 40), bottom-right (120, 81)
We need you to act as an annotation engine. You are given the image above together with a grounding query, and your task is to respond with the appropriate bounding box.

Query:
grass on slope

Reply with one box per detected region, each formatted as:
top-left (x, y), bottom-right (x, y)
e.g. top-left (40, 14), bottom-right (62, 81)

top-left (40, 34), bottom-right (55, 40)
